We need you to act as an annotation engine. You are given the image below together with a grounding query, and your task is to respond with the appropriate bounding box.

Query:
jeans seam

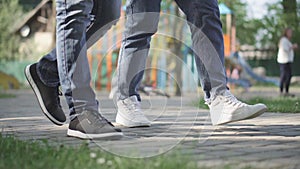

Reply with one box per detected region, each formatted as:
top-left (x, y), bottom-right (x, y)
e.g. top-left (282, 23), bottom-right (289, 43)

top-left (117, 3), bottom-right (134, 101)
top-left (62, 1), bottom-right (71, 91)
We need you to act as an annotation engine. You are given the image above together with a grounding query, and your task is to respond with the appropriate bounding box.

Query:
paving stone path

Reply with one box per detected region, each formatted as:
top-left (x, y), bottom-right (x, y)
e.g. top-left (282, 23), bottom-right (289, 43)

top-left (1, 88), bottom-right (300, 169)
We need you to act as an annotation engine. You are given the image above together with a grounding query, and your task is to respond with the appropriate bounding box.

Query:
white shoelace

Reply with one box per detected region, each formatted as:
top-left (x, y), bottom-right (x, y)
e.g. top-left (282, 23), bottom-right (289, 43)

top-left (223, 92), bottom-right (247, 108)
top-left (205, 91), bottom-right (247, 108)
top-left (123, 100), bottom-right (144, 117)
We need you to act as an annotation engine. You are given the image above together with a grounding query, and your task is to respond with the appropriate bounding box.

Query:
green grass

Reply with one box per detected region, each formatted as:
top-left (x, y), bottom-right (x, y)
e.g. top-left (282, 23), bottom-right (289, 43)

top-left (0, 134), bottom-right (199, 169)
top-left (199, 97), bottom-right (300, 113)
top-left (0, 92), bottom-right (15, 99)
top-left (0, 135), bottom-right (258, 169)
top-left (242, 97), bottom-right (300, 113)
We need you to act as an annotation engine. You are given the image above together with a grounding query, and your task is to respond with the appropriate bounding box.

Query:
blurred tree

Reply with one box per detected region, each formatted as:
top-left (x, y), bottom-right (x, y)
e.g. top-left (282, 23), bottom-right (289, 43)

top-left (258, 0), bottom-right (300, 48)
top-left (281, 0), bottom-right (299, 44)
top-left (0, 0), bottom-right (23, 63)
top-left (219, 0), bottom-right (259, 46)
top-left (219, 0), bottom-right (300, 49)
top-left (18, 0), bottom-right (40, 12)
top-left (282, 0), bottom-right (298, 27)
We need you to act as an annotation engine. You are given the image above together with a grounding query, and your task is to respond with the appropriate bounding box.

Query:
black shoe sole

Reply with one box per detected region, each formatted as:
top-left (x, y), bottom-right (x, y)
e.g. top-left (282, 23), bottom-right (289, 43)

top-left (25, 64), bottom-right (65, 126)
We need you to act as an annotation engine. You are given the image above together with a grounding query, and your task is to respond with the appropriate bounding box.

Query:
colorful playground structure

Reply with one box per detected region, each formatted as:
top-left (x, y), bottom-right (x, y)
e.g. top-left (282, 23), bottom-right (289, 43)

top-left (84, 3), bottom-right (279, 96)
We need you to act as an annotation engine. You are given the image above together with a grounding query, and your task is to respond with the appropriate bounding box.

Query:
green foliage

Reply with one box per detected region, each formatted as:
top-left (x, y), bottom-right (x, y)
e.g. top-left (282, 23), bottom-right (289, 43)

top-left (0, 0), bottom-right (23, 63)
top-left (0, 92), bottom-right (16, 98)
top-left (123, 0), bottom-right (300, 49)
top-left (18, 0), bottom-right (40, 12)
top-left (254, 0), bottom-right (300, 48)
top-left (219, 0), bottom-right (259, 45)
top-left (282, 0), bottom-right (298, 27)
top-left (219, 0), bottom-right (300, 49)
top-left (161, 0), bottom-right (173, 11)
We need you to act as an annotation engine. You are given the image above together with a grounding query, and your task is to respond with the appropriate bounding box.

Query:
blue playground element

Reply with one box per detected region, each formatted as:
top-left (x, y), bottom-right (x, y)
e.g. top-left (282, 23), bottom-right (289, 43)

top-left (227, 77), bottom-right (252, 88)
top-left (182, 46), bottom-right (279, 88)
top-left (230, 52), bottom-right (280, 86)
top-left (219, 3), bottom-right (233, 15)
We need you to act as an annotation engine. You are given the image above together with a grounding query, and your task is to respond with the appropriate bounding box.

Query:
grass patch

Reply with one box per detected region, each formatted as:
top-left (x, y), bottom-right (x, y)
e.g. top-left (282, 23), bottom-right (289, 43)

top-left (0, 134), bottom-right (200, 169)
top-left (243, 97), bottom-right (300, 113)
top-left (0, 92), bottom-right (15, 99)
top-left (198, 99), bottom-right (209, 109)
top-left (199, 97), bottom-right (300, 113)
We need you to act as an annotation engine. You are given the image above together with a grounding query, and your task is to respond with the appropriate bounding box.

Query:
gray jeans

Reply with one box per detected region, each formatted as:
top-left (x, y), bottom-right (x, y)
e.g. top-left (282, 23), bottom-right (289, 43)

top-left (36, 0), bottom-right (121, 115)
top-left (117, 0), bottom-right (227, 101)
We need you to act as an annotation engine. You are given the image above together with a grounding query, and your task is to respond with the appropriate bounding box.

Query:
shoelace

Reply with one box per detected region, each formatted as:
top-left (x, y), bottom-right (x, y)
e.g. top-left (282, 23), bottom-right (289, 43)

top-left (205, 92), bottom-right (247, 109)
top-left (88, 110), bottom-right (115, 127)
top-left (223, 93), bottom-right (247, 108)
top-left (123, 100), bottom-right (145, 118)
top-left (125, 100), bottom-right (140, 111)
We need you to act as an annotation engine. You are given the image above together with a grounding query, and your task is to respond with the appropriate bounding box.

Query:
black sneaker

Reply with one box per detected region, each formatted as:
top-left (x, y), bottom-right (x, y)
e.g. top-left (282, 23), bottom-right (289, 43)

top-left (67, 110), bottom-right (123, 139)
top-left (25, 63), bottom-right (66, 125)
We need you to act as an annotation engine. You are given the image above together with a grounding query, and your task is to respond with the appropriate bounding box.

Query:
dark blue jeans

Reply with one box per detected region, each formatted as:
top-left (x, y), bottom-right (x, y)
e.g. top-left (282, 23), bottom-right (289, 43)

top-left (36, 0), bottom-right (121, 115)
top-left (279, 63), bottom-right (292, 93)
top-left (117, 0), bottom-right (227, 101)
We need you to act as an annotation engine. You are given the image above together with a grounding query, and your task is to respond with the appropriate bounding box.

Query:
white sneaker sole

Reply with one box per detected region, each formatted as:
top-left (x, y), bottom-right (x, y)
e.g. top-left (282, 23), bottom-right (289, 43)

top-left (116, 112), bottom-right (151, 127)
top-left (67, 129), bottom-right (123, 139)
top-left (25, 65), bottom-right (64, 126)
top-left (213, 104), bottom-right (267, 125)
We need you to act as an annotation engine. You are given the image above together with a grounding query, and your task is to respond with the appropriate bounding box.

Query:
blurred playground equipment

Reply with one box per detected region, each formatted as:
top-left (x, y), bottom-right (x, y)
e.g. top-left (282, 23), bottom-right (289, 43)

top-left (0, 2), bottom-right (281, 94)
top-left (228, 52), bottom-right (280, 87)
top-left (0, 71), bottom-right (20, 90)
top-left (86, 3), bottom-right (279, 96)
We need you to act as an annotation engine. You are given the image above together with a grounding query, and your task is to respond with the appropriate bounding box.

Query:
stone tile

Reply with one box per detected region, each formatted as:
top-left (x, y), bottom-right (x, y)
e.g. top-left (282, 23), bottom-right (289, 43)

top-left (1, 89), bottom-right (300, 168)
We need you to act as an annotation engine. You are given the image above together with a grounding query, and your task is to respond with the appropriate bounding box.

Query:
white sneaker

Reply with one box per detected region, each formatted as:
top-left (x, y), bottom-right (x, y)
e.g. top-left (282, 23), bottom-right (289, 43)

top-left (116, 96), bottom-right (151, 127)
top-left (206, 90), bottom-right (267, 125)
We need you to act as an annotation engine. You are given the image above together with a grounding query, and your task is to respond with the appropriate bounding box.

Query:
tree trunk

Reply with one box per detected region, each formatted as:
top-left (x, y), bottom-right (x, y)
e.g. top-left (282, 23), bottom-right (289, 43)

top-left (282, 0), bottom-right (298, 27)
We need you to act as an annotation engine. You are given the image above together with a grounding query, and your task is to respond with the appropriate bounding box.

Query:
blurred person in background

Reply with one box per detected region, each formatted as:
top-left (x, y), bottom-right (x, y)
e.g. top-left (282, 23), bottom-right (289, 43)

top-left (277, 28), bottom-right (298, 97)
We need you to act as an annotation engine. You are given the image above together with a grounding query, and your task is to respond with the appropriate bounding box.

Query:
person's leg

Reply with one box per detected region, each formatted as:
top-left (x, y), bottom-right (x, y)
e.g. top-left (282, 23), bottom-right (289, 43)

top-left (54, 0), bottom-right (122, 139)
top-left (116, 0), bottom-right (162, 127)
top-left (285, 63), bottom-right (292, 94)
top-left (55, 0), bottom-right (96, 115)
top-left (31, 0), bottom-right (121, 125)
top-left (86, 0), bottom-right (121, 48)
top-left (37, 0), bottom-right (121, 89)
top-left (175, 0), bottom-right (226, 99)
top-left (25, 0), bottom-right (122, 139)
top-left (279, 63), bottom-right (286, 93)
top-left (175, 0), bottom-right (267, 125)
top-left (55, 0), bottom-right (122, 139)
top-left (194, 52), bottom-right (212, 99)
top-left (117, 0), bottom-right (162, 101)
top-left (25, 61), bottom-right (66, 125)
